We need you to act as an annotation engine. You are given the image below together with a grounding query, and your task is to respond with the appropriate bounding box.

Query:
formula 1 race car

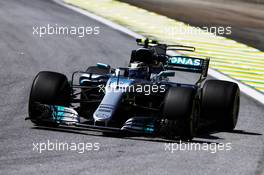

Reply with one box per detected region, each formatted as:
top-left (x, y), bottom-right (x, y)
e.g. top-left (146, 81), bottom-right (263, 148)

top-left (27, 38), bottom-right (240, 140)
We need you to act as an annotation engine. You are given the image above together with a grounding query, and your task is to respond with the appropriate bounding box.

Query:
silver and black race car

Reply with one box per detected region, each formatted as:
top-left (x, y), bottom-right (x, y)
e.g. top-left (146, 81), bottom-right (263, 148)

top-left (27, 39), bottom-right (240, 140)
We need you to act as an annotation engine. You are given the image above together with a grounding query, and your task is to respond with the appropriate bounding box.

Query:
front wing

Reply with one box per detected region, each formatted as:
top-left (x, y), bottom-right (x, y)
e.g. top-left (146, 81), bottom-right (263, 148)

top-left (26, 103), bottom-right (157, 135)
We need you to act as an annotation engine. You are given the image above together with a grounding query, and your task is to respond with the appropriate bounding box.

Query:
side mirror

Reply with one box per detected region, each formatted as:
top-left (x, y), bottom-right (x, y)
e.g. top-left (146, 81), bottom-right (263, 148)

top-left (158, 71), bottom-right (175, 77)
top-left (96, 63), bottom-right (110, 69)
top-left (115, 68), bottom-right (127, 77)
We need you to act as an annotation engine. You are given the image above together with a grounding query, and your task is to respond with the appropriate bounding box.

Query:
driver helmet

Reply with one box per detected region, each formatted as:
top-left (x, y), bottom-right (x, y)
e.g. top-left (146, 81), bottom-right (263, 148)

top-left (128, 62), bottom-right (149, 79)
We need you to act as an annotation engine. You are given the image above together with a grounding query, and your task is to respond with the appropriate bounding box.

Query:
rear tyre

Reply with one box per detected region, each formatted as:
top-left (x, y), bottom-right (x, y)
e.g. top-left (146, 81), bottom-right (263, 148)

top-left (201, 80), bottom-right (240, 131)
top-left (162, 87), bottom-right (198, 140)
top-left (130, 50), bottom-right (137, 63)
top-left (28, 71), bottom-right (71, 125)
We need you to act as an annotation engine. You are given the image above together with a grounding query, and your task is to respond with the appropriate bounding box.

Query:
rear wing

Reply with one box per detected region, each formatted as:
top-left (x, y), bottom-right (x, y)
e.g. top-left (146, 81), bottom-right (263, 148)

top-left (135, 38), bottom-right (210, 80)
top-left (136, 38), bottom-right (195, 52)
top-left (166, 56), bottom-right (210, 77)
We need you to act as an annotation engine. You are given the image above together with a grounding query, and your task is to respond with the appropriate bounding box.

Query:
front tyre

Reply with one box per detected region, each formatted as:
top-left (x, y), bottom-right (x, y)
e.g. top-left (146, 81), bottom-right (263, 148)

top-left (28, 71), bottom-right (71, 125)
top-left (161, 87), bottom-right (198, 140)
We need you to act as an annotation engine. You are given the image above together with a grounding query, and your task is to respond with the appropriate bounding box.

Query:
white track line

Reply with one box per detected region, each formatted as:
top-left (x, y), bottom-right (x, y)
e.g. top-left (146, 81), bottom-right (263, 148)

top-left (209, 69), bottom-right (264, 104)
top-left (54, 0), bottom-right (264, 105)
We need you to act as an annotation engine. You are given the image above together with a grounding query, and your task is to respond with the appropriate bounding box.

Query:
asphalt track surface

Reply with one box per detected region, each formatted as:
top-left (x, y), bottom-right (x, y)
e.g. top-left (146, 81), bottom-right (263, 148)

top-left (0, 0), bottom-right (264, 174)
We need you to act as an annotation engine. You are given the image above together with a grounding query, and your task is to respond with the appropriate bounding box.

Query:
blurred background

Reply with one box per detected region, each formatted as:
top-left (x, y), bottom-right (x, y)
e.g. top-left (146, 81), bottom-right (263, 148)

top-left (120, 0), bottom-right (264, 51)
